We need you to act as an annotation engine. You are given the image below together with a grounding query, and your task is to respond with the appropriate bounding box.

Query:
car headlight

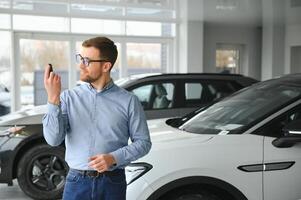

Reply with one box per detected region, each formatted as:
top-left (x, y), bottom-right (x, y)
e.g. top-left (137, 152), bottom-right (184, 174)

top-left (0, 126), bottom-right (26, 137)
top-left (125, 162), bottom-right (152, 185)
top-left (0, 126), bottom-right (26, 150)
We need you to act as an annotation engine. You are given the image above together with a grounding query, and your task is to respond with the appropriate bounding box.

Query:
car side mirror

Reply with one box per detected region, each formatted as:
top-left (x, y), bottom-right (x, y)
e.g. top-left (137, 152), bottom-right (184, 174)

top-left (272, 119), bottom-right (301, 148)
top-left (165, 117), bottom-right (181, 127)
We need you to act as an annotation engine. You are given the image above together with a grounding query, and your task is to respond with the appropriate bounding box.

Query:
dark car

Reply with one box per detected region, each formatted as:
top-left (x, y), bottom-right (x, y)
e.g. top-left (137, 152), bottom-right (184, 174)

top-left (0, 84), bottom-right (10, 116)
top-left (0, 73), bottom-right (257, 200)
top-left (116, 73), bottom-right (258, 119)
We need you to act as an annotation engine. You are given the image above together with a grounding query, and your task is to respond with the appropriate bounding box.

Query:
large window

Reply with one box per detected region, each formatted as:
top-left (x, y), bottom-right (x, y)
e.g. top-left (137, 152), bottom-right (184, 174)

top-left (1, 0), bottom-right (176, 36)
top-left (0, 31), bottom-right (11, 116)
top-left (216, 45), bottom-right (241, 74)
top-left (127, 43), bottom-right (162, 75)
top-left (0, 0), bottom-right (176, 113)
top-left (19, 39), bottom-right (69, 108)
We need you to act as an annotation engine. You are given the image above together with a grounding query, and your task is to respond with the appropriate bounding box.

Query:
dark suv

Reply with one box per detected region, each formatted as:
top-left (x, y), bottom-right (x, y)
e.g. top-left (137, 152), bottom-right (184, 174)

top-left (0, 73), bottom-right (257, 200)
top-left (117, 73), bottom-right (258, 119)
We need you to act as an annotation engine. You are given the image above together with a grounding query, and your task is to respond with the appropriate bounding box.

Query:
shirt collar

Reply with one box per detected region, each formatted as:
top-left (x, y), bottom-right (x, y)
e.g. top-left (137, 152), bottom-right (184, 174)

top-left (87, 79), bottom-right (115, 93)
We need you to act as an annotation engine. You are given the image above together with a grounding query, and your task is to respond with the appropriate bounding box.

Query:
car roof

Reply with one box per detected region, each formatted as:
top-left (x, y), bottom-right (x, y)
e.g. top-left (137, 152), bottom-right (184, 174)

top-left (117, 73), bottom-right (258, 88)
top-left (125, 73), bottom-right (256, 81)
top-left (273, 73), bottom-right (301, 86)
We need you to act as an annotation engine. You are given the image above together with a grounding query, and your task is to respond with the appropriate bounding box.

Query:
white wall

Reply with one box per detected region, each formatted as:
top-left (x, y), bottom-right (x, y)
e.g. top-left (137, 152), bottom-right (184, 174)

top-left (261, 0), bottom-right (285, 80)
top-left (285, 24), bottom-right (301, 73)
top-left (284, 0), bottom-right (301, 74)
top-left (203, 24), bottom-right (262, 79)
top-left (290, 46), bottom-right (301, 73)
top-left (180, 0), bottom-right (301, 80)
top-left (187, 20), bottom-right (204, 73)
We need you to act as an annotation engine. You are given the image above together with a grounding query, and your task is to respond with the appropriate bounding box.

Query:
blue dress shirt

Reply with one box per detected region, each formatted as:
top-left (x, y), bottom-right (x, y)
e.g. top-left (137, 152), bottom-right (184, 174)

top-left (42, 80), bottom-right (151, 170)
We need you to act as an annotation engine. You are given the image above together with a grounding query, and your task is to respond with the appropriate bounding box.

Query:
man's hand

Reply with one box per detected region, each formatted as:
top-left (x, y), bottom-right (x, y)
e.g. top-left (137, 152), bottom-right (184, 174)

top-left (88, 154), bottom-right (117, 173)
top-left (44, 65), bottom-right (61, 105)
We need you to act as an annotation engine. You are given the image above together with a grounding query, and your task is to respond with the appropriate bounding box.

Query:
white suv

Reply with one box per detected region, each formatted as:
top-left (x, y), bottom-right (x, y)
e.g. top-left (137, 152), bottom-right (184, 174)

top-left (126, 74), bottom-right (301, 200)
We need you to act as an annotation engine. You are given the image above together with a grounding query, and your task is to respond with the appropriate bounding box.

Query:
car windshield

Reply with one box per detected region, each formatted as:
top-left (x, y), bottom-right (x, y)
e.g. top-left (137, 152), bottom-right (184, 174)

top-left (179, 81), bottom-right (301, 135)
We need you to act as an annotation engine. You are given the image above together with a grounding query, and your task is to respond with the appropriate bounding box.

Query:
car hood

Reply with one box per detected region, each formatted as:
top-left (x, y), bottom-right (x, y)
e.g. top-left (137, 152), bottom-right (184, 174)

top-left (0, 106), bottom-right (214, 145)
top-left (147, 118), bottom-right (213, 144)
top-left (0, 105), bottom-right (46, 126)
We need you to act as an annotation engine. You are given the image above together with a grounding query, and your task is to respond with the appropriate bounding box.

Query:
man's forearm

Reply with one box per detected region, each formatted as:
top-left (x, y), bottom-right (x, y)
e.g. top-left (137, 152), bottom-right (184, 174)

top-left (42, 103), bottom-right (66, 146)
top-left (110, 139), bottom-right (152, 168)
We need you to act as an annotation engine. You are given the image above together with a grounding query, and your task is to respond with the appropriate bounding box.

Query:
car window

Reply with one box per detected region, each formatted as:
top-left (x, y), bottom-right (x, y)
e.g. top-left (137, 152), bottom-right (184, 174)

top-left (185, 83), bottom-right (203, 99)
top-left (184, 81), bottom-right (236, 107)
top-left (131, 85), bottom-right (153, 109)
top-left (131, 83), bottom-right (175, 110)
top-left (180, 82), bottom-right (301, 135)
top-left (254, 105), bottom-right (301, 138)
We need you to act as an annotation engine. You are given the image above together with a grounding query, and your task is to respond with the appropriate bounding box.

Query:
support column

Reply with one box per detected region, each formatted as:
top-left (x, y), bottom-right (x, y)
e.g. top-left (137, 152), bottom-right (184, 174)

top-left (177, 0), bottom-right (204, 73)
top-left (261, 0), bottom-right (285, 80)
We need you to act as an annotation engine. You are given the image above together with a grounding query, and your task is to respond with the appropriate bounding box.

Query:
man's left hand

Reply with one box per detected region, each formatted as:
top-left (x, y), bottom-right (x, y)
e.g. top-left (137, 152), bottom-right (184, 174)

top-left (88, 154), bottom-right (116, 173)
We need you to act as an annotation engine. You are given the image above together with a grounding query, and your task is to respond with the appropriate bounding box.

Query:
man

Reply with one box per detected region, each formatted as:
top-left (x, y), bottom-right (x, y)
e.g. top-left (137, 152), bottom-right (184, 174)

top-left (42, 37), bottom-right (152, 200)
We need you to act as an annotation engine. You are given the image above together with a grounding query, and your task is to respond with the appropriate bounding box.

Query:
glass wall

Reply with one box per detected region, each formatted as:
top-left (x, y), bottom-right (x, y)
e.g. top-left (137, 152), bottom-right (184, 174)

top-left (0, 31), bottom-right (11, 116)
top-left (127, 43), bottom-right (162, 75)
top-left (0, 0), bottom-right (176, 113)
top-left (19, 39), bottom-right (69, 108)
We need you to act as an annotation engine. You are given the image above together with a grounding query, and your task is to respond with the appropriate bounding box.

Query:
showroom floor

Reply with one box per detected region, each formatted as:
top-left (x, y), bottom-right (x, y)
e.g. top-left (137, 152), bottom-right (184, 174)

top-left (0, 181), bottom-right (33, 200)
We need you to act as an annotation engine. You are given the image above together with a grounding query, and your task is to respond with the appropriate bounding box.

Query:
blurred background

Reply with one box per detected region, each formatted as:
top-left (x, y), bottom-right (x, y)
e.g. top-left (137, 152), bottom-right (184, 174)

top-left (0, 0), bottom-right (300, 116)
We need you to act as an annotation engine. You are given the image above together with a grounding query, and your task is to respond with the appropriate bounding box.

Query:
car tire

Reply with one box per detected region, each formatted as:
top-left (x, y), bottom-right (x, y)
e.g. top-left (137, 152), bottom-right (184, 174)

top-left (17, 144), bottom-right (68, 200)
top-left (163, 187), bottom-right (223, 200)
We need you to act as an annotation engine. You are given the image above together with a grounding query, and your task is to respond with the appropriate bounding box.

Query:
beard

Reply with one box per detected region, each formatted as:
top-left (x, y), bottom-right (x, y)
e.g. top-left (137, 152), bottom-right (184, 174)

top-left (80, 70), bottom-right (102, 84)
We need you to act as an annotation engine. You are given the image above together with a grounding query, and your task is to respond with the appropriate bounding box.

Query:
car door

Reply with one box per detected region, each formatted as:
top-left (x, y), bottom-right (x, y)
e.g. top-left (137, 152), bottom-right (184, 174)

top-left (253, 104), bottom-right (301, 200)
top-left (129, 81), bottom-right (181, 119)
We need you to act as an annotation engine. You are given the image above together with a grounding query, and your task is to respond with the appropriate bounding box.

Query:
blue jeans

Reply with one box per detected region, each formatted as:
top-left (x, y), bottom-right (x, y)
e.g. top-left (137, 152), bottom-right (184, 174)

top-left (63, 169), bottom-right (127, 200)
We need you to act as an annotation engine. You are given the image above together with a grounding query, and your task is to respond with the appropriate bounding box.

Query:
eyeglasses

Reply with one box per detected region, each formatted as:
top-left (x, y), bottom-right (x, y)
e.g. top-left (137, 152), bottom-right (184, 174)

top-left (75, 54), bottom-right (109, 67)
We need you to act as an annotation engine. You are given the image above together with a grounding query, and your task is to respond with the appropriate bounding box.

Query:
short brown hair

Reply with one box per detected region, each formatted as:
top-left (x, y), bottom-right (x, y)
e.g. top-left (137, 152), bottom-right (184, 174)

top-left (82, 37), bottom-right (118, 68)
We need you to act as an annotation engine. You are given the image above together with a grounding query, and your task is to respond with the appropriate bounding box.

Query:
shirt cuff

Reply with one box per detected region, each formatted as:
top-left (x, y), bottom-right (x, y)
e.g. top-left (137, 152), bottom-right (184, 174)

top-left (47, 102), bottom-right (60, 115)
top-left (110, 149), bottom-right (125, 169)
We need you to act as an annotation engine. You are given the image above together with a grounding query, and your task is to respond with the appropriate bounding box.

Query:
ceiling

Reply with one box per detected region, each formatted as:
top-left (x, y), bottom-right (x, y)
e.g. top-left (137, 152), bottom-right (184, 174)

top-left (187, 0), bottom-right (262, 27)
top-left (203, 0), bottom-right (262, 26)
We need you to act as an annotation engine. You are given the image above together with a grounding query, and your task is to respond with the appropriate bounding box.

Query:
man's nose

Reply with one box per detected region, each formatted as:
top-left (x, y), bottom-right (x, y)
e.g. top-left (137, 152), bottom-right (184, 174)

top-left (79, 62), bottom-right (86, 70)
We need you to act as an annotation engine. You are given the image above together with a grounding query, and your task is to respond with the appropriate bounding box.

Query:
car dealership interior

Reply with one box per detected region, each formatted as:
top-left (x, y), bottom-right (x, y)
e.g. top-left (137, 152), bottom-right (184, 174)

top-left (0, 0), bottom-right (301, 200)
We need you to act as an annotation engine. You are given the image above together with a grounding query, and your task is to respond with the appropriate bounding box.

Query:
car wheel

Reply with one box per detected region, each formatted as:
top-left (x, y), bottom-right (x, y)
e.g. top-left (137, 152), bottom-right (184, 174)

top-left (17, 144), bottom-right (68, 200)
top-left (164, 187), bottom-right (222, 200)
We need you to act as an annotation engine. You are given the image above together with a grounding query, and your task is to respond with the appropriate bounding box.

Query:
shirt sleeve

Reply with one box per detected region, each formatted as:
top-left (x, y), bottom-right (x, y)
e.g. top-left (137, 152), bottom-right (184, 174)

top-left (110, 95), bottom-right (152, 168)
top-left (42, 92), bottom-right (70, 146)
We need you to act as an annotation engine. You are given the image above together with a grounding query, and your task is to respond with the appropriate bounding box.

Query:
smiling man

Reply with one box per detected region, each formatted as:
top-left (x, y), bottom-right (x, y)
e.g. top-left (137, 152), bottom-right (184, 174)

top-left (42, 37), bottom-right (152, 200)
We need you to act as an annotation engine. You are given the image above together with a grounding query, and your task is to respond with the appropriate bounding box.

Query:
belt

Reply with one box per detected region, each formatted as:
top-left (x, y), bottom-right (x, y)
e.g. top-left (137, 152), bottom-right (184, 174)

top-left (70, 168), bottom-right (124, 178)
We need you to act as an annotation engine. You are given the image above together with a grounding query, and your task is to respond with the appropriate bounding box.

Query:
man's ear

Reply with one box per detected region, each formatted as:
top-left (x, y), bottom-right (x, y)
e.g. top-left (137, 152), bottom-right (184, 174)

top-left (103, 62), bottom-right (112, 73)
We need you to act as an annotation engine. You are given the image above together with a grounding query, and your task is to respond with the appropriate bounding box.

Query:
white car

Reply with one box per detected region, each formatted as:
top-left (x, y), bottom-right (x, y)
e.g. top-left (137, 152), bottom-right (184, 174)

top-left (126, 74), bottom-right (301, 200)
